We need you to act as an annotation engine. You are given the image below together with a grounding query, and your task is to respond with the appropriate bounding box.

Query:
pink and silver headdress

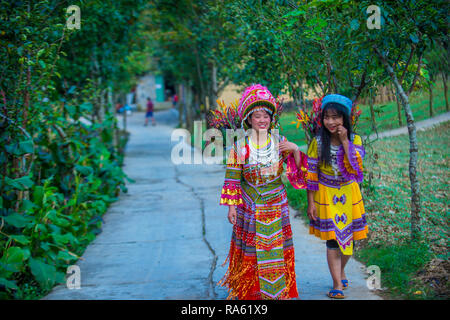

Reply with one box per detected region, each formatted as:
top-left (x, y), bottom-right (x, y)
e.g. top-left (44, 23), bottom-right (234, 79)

top-left (207, 84), bottom-right (283, 131)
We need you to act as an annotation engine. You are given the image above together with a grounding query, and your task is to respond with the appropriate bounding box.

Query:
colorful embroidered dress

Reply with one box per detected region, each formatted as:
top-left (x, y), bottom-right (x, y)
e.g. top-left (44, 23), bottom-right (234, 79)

top-left (306, 133), bottom-right (368, 255)
top-left (219, 134), bottom-right (307, 300)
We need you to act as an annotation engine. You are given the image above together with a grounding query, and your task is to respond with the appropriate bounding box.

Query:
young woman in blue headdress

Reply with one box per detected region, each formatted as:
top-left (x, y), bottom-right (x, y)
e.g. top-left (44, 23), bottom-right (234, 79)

top-left (306, 94), bottom-right (368, 299)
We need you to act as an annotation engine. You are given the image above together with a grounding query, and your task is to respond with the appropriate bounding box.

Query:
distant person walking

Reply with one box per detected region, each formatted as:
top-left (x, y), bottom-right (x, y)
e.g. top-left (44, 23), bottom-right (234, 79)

top-left (144, 97), bottom-right (156, 126)
top-left (172, 94), bottom-right (178, 108)
top-left (115, 102), bottom-right (122, 114)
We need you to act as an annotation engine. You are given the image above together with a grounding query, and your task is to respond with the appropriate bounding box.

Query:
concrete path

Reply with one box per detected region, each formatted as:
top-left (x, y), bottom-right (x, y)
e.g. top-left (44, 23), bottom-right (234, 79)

top-left (44, 109), bottom-right (384, 300)
top-left (367, 111), bottom-right (450, 140)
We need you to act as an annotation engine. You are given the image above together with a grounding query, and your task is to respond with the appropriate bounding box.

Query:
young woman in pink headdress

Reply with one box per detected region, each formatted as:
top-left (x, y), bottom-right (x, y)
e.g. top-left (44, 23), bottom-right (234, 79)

top-left (216, 84), bottom-right (308, 300)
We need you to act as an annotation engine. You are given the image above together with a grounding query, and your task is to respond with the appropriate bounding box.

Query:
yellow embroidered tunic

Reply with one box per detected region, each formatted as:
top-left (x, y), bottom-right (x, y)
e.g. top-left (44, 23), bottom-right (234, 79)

top-left (307, 134), bottom-right (368, 255)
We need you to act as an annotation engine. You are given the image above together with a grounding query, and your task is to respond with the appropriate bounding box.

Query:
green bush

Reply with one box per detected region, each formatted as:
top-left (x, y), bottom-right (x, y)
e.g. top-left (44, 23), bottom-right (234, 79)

top-left (0, 110), bottom-right (130, 299)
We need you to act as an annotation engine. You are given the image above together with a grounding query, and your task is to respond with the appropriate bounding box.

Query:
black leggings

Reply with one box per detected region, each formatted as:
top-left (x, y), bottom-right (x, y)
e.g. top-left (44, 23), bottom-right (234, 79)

top-left (326, 240), bottom-right (340, 249)
top-left (326, 240), bottom-right (355, 249)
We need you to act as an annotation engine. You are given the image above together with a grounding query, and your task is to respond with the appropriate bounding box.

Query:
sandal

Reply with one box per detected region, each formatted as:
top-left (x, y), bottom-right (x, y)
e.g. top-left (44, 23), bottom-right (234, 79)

top-left (342, 279), bottom-right (349, 290)
top-left (327, 289), bottom-right (345, 299)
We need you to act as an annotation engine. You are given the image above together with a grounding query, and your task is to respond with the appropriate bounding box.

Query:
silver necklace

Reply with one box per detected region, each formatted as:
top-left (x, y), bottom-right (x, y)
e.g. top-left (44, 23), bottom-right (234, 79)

top-left (248, 134), bottom-right (279, 165)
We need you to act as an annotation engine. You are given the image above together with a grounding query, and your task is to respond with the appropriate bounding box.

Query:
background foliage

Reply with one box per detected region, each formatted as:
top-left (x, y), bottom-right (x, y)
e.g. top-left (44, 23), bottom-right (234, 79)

top-left (0, 0), bottom-right (147, 299)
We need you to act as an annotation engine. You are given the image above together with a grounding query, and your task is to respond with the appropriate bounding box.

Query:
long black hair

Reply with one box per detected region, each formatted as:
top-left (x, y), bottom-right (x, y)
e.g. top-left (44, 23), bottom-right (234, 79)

top-left (319, 102), bottom-right (353, 166)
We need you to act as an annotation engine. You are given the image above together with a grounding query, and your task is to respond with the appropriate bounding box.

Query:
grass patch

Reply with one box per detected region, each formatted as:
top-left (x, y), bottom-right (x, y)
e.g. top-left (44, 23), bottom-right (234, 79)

top-left (358, 121), bottom-right (449, 299)
top-left (364, 121), bottom-right (449, 260)
top-left (355, 240), bottom-right (434, 299)
top-left (285, 182), bottom-right (308, 219)
top-left (279, 112), bottom-right (307, 147)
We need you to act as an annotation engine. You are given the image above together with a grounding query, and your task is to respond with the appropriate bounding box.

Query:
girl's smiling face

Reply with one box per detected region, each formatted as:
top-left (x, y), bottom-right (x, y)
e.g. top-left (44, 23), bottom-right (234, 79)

top-left (323, 108), bottom-right (344, 134)
top-left (249, 109), bottom-right (271, 131)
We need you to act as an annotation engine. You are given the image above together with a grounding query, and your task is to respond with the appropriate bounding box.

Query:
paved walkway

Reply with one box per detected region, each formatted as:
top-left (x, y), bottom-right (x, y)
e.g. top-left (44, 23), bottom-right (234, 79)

top-left (46, 108), bottom-right (437, 300)
top-left (367, 111), bottom-right (450, 140)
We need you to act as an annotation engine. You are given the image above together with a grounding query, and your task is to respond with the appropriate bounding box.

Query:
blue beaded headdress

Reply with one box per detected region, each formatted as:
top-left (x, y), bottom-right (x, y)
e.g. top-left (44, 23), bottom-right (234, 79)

top-left (321, 94), bottom-right (352, 116)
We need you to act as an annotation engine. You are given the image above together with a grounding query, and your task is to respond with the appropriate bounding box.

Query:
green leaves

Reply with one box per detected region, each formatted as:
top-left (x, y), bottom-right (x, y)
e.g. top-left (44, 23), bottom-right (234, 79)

top-left (305, 17), bottom-right (328, 32)
top-left (350, 19), bottom-right (360, 31)
top-left (52, 232), bottom-right (78, 246)
top-left (0, 247), bottom-right (30, 273)
top-left (282, 8), bottom-right (306, 28)
top-left (4, 175), bottom-right (34, 191)
top-left (38, 60), bottom-right (46, 69)
top-left (8, 235), bottom-right (31, 245)
top-left (4, 140), bottom-right (34, 156)
top-left (0, 278), bottom-right (19, 291)
top-left (3, 213), bottom-right (33, 229)
top-left (0, 107), bottom-right (129, 298)
top-left (282, 8), bottom-right (306, 18)
top-left (0, 0), bottom-right (134, 300)
top-left (29, 257), bottom-right (64, 290)
top-left (75, 164), bottom-right (94, 176)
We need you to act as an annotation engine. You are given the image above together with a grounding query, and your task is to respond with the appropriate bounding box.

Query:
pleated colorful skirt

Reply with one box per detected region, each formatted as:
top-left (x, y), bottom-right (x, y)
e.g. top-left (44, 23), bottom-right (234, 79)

top-left (219, 192), bottom-right (298, 300)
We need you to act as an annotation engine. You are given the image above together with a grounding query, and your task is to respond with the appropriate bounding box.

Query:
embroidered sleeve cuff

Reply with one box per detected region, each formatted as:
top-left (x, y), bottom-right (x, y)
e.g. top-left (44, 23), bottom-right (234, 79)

top-left (306, 156), bottom-right (319, 191)
top-left (285, 151), bottom-right (308, 190)
top-left (306, 180), bottom-right (319, 191)
top-left (220, 183), bottom-right (243, 206)
top-left (336, 142), bottom-right (364, 183)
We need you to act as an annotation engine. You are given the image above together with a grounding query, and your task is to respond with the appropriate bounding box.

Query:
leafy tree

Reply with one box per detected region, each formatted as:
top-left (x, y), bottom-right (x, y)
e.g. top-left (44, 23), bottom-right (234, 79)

top-left (0, 0), bottom-right (147, 299)
top-left (367, 0), bottom-right (448, 240)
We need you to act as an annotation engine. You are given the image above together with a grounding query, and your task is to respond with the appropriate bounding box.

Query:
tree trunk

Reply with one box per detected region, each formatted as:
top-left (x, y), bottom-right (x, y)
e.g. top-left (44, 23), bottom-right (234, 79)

top-left (297, 77), bottom-right (305, 107)
top-left (387, 86), bottom-right (393, 101)
top-left (395, 88), bottom-right (403, 126)
top-left (193, 46), bottom-right (206, 119)
top-left (185, 85), bottom-right (194, 133)
top-left (23, 2), bottom-right (31, 129)
top-left (99, 86), bottom-right (105, 121)
top-left (320, 41), bottom-right (338, 93)
top-left (108, 86), bottom-right (113, 114)
top-left (23, 66), bottom-right (30, 128)
top-left (429, 84), bottom-right (433, 117)
top-left (442, 72), bottom-right (448, 112)
top-left (381, 86), bottom-right (386, 103)
top-left (178, 83), bottom-right (184, 128)
top-left (375, 48), bottom-right (421, 240)
top-left (123, 103), bottom-right (127, 132)
top-left (369, 90), bottom-right (377, 133)
top-left (287, 74), bottom-right (300, 107)
top-left (210, 60), bottom-right (218, 110)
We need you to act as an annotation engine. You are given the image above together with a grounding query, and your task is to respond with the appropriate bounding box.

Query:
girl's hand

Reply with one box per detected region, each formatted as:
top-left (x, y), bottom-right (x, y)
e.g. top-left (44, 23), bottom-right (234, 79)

top-left (228, 206), bottom-right (237, 225)
top-left (279, 140), bottom-right (299, 153)
top-left (307, 203), bottom-right (318, 221)
top-left (337, 125), bottom-right (348, 144)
